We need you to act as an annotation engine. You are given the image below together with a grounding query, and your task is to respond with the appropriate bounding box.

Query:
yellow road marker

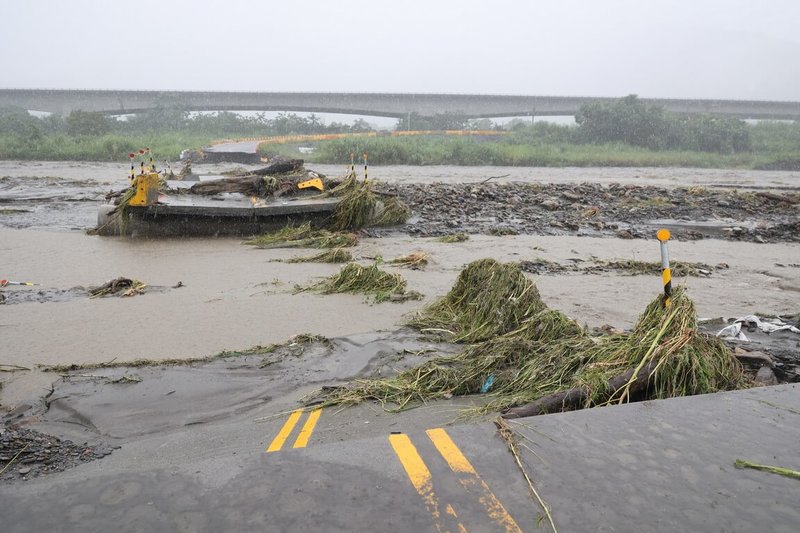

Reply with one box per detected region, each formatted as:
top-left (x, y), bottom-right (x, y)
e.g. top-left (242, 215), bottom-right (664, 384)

top-left (293, 408), bottom-right (322, 449)
top-left (390, 433), bottom-right (462, 532)
top-left (266, 409), bottom-right (304, 452)
top-left (427, 428), bottom-right (522, 533)
top-left (444, 505), bottom-right (469, 533)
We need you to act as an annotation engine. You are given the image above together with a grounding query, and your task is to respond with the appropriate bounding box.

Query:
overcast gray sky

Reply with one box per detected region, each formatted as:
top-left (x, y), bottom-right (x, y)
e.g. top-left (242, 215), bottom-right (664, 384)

top-left (2, 0), bottom-right (799, 100)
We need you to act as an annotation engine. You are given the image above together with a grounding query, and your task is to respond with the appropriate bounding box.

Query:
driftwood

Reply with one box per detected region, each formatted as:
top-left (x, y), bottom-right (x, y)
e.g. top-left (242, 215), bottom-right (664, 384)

top-left (88, 277), bottom-right (140, 297)
top-left (502, 361), bottom-right (660, 419)
top-left (252, 157), bottom-right (304, 176)
top-left (188, 176), bottom-right (270, 196)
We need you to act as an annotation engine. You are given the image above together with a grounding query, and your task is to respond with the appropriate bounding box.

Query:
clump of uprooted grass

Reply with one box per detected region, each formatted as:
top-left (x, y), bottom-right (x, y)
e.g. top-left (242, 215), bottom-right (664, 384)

top-left (245, 222), bottom-right (357, 249)
top-left (331, 180), bottom-right (377, 230)
top-left (572, 286), bottom-right (747, 405)
top-left (388, 251), bottom-right (429, 269)
top-left (301, 261), bottom-right (422, 303)
top-left (285, 248), bottom-right (353, 263)
top-left (327, 173), bottom-right (410, 230)
top-left (406, 258), bottom-right (548, 343)
top-left (436, 233), bottom-right (469, 243)
top-left (372, 196), bottom-right (411, 226)
top-left (307, 259), bottom-right (748, 413)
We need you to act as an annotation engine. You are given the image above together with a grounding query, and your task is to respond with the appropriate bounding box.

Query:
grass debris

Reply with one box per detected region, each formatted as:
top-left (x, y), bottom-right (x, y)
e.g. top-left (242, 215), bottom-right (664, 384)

top-left (489, 227), bottom-right (518, 236)
top-left (308, 258), bottom-right (747, 413)
top-left (520, 258), bottom-right (720, 277)
top-left (495, 418), bottom-right (558, 532)
top-left (221, 333), bottom-right (334, 365)
top-left (286, 248), bottom-right (353, 263)
top-left (331, 179), bottom-right (377, 230)
top-left (372, 196), bottom-right (411, 227)
top-left (389, 252), bottom-right (429, 269)
top-left (587, 259), bottom-right (717, 277)
top-left (245, 222), bottom-right (358, 249)
top-left (436, 233), bottom-right (469, 243)
top-left (407, 259), bottom-right (549, 343)
top-left (89, 277), bottom-right (147, 298)
top-left (329, 175), bottom-right (411, 230)
top-left (42, 333), bottom-right (332, 373)
top-left (734, 459), bottom-right (800, 480)
top-left (301, 261), bottom-right (422, 303)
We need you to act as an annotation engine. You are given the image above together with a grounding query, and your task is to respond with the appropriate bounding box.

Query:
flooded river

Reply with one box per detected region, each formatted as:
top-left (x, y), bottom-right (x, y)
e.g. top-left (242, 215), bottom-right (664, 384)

top-left (2, 159), bottom-right (798, 410)
top-left (1, 160), bottom-right (798, 232)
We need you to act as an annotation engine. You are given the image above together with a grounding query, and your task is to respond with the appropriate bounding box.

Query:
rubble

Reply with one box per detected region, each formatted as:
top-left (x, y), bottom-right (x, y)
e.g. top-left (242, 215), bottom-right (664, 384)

top-left (376, 182), bottom-right (800, 242)
top-left (0, 427), bottom-right (114, 483)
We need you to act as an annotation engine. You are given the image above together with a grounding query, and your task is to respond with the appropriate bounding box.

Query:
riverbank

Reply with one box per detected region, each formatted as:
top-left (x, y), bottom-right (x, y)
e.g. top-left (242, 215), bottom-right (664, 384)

top-left (301, 135), bottom-right (800, 170)
top-left (3, 129), bottom-right (800, 170)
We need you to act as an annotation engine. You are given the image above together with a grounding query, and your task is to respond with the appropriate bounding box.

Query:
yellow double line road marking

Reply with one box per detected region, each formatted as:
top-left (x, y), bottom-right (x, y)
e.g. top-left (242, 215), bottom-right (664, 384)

top-left (266, 408), bottom-right (322, 453)
top-left (390, 428), bottom-right (521, 533)
top-left (389, 433), bottom-right (465, 533)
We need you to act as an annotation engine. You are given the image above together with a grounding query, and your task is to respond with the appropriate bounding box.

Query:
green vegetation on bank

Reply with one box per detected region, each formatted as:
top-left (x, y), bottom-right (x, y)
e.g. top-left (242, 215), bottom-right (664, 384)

top-left (1, 95), bottom-right (798, 168)
top-left (0, 132), bottom-right (216, 161)
top-left (0, 105), bottom-right (368, 161)
top-left (306, 134), bottom-right (795, 169)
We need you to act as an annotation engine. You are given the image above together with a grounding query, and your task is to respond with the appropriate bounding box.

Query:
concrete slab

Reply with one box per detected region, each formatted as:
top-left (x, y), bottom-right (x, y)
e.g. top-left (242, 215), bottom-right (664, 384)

top-left (504, 383), bottom-right (800, 532)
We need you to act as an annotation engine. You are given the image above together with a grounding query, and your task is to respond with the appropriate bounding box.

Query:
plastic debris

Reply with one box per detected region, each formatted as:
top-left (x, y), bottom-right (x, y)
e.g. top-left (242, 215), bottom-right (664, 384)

top-left (480, 374), bottom-right (496, 394)
top-left (717, 315), bottom-right (800, 341)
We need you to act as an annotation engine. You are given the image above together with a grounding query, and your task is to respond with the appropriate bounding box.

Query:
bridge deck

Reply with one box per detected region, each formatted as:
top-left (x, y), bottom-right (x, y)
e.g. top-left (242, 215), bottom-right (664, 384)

top-left (3, 89), bottom-right (799, 120)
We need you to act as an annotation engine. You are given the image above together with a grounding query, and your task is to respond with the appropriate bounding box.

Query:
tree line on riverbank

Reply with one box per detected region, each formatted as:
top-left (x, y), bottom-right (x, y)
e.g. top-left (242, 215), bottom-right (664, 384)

top-left (0, 95), bottom-right (798, 169)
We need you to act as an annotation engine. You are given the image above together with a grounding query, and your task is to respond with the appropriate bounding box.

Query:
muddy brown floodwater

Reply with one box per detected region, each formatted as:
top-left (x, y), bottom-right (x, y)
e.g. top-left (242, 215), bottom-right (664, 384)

top-left (1, 160), bottom-right (799, 417)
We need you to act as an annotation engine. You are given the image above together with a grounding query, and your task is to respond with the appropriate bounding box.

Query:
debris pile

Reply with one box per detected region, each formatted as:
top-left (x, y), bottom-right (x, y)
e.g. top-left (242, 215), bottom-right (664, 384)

top-left (382, 182), bottom-right (800, 243)
top-left (245, 222), bottom-right (358, 249)
top-left (244, 171), bottom-right (411, 245)
top-left (300, 261), bottom-right (423, 304)
top-left (436, 233), bottom-right (469, 243)
top-left (0, 427), bottom-right (114, 483)
top-left (285, 248), bottom-right (354, 263)
top-left (389, 252), bottom-right (429, 269)
top-left (328, 172), bottom-right (410, 230)
top-left (309, 259), bottom-right (748, 413)
top-left (88, 277), bottom-right (147, 298)
top-left (520, 258), bottom-right (724, 277)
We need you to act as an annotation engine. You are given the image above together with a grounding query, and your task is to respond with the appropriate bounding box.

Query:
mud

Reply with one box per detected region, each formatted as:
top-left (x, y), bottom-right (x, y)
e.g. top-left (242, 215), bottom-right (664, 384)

top-left (2, 162), bottom-right (799, 240)
top-left (1, 329), bottom-right (451, 484)
top-left (520, 258), bottom-right (725, 276)
top-left (0, 282), bottom-right (177, 305)
top-left (1, 161), bottom-right (798, 460)
top-left (381, 182), bottom-right (800, 243)
top-left (0, 426), bottom-right (114, 483)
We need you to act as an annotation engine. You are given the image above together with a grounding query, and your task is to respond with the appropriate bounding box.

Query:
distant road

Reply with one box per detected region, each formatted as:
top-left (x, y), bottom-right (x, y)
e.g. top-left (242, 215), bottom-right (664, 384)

top-left (2, 89), bottom-right (799, 120)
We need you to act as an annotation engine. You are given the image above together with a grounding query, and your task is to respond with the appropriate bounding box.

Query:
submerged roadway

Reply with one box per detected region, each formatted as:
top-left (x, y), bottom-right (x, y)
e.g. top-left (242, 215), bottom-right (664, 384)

top-left (1, 364), bottom-right (798, 532)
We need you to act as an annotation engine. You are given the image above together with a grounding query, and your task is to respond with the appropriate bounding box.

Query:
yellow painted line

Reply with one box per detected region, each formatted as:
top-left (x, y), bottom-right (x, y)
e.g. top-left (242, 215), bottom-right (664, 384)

top-left (266, 409), bottom-right (303, 453)
top-left (444, 504), bottom-right (469, 533)
top-left (390, 433), bottom-right (460, 532)
top-left (427, 428), bottom-right (522, 533)
top-left (292, 408), bottom-right (322, 449)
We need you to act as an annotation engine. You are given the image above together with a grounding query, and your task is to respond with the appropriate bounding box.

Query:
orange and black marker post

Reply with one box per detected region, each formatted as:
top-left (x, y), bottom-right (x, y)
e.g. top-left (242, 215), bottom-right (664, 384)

top-left (657, 229), bottom-right (672, 307)
top-left (363, 153), bottom-right (368, 183)
top-left (129, 152), bottom-right (136, 184)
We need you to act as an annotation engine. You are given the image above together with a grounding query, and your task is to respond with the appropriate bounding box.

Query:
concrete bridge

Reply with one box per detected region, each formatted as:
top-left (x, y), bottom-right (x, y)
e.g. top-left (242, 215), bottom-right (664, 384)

top-left (1, 89), bottom-right (799, 120)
